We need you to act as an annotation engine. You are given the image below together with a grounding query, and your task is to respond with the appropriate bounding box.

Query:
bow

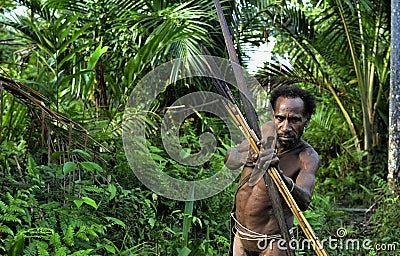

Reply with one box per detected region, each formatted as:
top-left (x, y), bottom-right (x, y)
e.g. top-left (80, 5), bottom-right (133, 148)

top-left (207, 1), bottom-right (329, 255)
top-left (212, 0), bottom-right (293, 255)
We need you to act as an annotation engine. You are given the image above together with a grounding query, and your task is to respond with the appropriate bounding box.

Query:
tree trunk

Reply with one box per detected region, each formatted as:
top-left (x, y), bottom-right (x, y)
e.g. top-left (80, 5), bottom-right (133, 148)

top-left (95, 60), bottom-right (108, 108)
top-left (388, 0), bottom-right (400, 191)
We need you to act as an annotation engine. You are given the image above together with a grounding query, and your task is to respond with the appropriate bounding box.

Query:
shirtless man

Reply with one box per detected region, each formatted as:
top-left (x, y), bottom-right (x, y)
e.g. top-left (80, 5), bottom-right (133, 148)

top-left (225, 86), bottom-right (320, 256)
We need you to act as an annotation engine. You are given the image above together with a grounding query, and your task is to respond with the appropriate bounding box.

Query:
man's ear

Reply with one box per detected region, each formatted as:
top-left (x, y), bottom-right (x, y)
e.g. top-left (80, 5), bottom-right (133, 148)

top-left (304, 115), bottom-right (310, 127)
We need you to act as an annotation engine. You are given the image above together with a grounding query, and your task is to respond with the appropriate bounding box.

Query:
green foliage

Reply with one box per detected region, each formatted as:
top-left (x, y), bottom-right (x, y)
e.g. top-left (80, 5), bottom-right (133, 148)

top-left (368, 176), bottom-right (400, 254)
top-left (0, 0), bottom-right (395, 255)
top-left (0, 157), bottom-right (157, 255)
top-left (254, 0), bottom-right (390, 155)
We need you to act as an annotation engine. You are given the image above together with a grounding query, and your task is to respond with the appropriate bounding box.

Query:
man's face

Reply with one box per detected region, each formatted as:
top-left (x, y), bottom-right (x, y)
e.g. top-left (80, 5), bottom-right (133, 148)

top-left (272, 97), bottom-right (309, 150)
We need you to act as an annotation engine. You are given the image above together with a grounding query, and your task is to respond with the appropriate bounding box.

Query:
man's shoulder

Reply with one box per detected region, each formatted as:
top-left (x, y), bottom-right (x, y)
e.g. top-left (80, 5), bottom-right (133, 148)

top-left (299, 141), bottom-right (320, 164)
top-left (300, 140), bottom-right (318, 155)
top-left (260, 121), bottom-right (275, 135)
top-left (261, 120), bottom-right (274, 127)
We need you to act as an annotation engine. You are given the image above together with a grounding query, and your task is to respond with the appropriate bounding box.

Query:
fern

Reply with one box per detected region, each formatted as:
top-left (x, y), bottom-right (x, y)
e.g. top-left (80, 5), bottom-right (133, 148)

top-left (63, 225), bottom-right (75, 246)
top-left (49, 232), bottom-right (62, 247)
top-left (76, 226), bottom-right (90, 242)
top-left (0, 213), bottom-right (22, 224)
top-left (0, 201), bottom-right (7, 211)
top-left (35, 240), bottom-right (50, 256)
top-left (0, 195), bottom-right (26, 239)
top-left (49, 233), bottom-right (71, 255)
top-left (85, 225), bottom-right (100, 238)
top-left (69, 249), bottom-right (94, 255)
top-left (372, 175), bottom-right (390, 195)
top-left (7, 204), bottom-right (26, 215)
top-left (23, 227), bottom-right (53, 239)
top-left (38, 247), bottom-right (49, 256)
top-left (81, 185), bottom-right (103, 194)
top-left (23, 242), bottom-right (37, 256)
top-left (0, 225), bottom-right (14, 235)
top-left (53, 246), bottom-right (69, 256)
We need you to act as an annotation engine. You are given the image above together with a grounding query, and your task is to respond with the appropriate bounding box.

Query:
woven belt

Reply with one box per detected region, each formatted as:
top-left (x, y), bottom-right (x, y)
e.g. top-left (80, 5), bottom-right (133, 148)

top-left (231, 212), bottom-right (282, 241)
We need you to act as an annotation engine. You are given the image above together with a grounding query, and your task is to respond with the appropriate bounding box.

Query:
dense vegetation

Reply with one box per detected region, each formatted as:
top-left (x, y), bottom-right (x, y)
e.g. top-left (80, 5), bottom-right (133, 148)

top-left (0, 0), bottom-right (398, 255)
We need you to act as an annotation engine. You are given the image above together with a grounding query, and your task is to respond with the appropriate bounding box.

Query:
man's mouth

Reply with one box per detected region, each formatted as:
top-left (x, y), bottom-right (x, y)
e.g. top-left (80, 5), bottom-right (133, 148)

top-left (278, 134), bottom-right (295, 142)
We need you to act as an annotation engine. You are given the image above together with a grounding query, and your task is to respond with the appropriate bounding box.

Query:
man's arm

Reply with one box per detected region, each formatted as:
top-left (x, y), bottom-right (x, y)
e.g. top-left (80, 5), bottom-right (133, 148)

top-left (280, 147), bottom-right (320, 211)
top-left (224, 121), bottom-right (274, 170)
top-left (224, 139), bottom-right (254, 170)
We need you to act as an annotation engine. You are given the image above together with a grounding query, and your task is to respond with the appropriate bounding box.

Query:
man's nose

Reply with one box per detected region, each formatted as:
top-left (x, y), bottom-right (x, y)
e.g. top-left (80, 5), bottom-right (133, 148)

top-left (281, 120), bottom-right (291, 132)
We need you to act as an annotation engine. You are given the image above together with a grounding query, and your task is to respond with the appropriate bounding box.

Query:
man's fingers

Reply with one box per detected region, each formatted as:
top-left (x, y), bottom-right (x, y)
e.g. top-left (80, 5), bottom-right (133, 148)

top-left (266, 136), bottom-right (275, 148)
top-left (270, 155), bottom-right (279, 168)
top-left (263, 160), bottom-right (271, 170)
top-left (259, 148), bottom-right (274, 158)
top-left (256, 151), bottom-right (279, 170)
top-left (259, 136), bottom-right (275, 149)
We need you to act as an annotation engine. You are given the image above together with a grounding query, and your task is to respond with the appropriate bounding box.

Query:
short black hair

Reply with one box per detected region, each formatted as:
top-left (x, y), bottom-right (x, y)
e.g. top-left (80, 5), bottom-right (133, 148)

top-left (269, 85), bottom-right (316, 116)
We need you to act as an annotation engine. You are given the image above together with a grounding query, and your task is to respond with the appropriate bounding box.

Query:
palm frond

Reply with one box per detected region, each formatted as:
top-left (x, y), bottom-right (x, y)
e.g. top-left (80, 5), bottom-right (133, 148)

top-left (256, 61), bottom-right (322, 91)
top-left (0, 76), bottom-right (109, 162)
top-left (16, 0), bottom-right (53, 21)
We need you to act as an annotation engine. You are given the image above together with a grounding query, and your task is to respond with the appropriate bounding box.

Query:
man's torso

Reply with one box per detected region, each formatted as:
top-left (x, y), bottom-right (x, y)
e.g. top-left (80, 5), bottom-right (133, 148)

top-left (234, 140), bottom-right (311, 251)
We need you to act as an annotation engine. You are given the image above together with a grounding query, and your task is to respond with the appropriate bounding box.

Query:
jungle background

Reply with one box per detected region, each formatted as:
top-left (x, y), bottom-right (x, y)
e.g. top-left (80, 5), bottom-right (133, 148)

top-left (0, 0), bottom-right (399, 255)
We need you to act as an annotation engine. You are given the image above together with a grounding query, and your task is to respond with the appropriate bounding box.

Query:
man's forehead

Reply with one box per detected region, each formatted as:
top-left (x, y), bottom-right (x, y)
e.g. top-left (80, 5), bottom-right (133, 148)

top-left (275, 97), bottom-right (305, 111)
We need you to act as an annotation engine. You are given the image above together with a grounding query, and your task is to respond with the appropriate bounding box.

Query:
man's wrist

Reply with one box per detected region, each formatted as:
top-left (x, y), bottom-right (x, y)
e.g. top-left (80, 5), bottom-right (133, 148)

top-left (232, 147), bottom-right (254, 166)
top-left (231, 148), bottom-right (252, 166)
top-left (287, 177), bottom-right (295, 192)
top-left (279, 170), bottom-right (295, 192)
top-left (244, 160), bottom-right (256, 167)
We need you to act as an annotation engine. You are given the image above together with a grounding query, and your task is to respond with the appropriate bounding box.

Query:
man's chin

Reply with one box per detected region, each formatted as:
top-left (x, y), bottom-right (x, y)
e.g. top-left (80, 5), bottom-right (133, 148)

top-left (278, 138), bottom-right (296, 148)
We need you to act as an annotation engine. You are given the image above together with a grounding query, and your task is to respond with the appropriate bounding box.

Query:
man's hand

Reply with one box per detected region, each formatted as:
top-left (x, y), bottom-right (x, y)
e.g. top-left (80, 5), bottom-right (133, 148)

top-left (276, 167), bottom-right (312, 211)
top-left (253, 136), bottom-right (279, 172)
top-left (245, 145), bottom-right (258, 166)
top-left (224, 140), bottom-right (256, 170)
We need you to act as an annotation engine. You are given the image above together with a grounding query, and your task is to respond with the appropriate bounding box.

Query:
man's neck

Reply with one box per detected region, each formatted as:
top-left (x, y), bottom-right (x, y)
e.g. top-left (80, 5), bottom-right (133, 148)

top-left (277, 139), bottom-right (303, 155)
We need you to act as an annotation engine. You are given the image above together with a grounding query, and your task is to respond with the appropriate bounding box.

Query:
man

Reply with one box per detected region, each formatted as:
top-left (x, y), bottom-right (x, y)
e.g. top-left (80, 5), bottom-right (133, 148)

top-left (225, 85), bottom-right (320, 256)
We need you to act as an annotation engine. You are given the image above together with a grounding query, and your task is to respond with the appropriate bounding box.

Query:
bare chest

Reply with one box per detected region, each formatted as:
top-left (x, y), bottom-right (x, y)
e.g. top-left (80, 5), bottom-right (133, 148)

top-left (234, 160), bottom-right (300, 229)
